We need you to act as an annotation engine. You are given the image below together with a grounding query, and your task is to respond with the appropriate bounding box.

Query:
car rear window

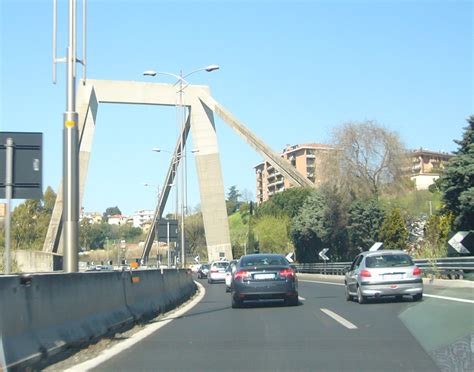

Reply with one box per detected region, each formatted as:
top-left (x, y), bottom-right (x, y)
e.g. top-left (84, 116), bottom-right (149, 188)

top-left (212, 262), bottom-right (228, 268)
top-left (365, 254), bottom-right (414, 268)
top-left (240, 256), bottom-right (287, 267)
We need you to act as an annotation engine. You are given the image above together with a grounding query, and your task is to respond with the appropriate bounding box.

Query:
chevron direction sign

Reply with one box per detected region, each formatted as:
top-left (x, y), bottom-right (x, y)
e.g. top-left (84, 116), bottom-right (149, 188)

top-left (448, 231), bottom-right (473, 255)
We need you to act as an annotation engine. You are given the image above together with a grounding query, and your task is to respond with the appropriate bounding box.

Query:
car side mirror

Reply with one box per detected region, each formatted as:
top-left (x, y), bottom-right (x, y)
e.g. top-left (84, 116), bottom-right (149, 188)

top-left (344, 266), bottom-right (351, 274)
top-left (290, 264), bottom-right (297, 273)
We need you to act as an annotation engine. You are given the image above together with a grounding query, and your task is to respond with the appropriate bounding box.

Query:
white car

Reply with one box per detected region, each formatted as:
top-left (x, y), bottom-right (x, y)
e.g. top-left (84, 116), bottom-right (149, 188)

top-left (225, 260), bottom-right (238, 292)
top-left (208, 261), bottom-right (229, 284)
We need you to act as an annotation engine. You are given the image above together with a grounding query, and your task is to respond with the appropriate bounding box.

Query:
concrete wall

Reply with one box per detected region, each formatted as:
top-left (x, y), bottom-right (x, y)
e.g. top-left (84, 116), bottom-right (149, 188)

top-left (411, 174), bottom-right (440, 191)
top-left (13, 251), bottom-right (63, 272)
top-left (0, 269), bottom-right (195, 370)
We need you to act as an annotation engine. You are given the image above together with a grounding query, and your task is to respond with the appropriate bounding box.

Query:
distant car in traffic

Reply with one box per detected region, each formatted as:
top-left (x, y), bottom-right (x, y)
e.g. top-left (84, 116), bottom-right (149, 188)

top-left (225, 260), bottom-right (238, 292)
top-left (231, 254), bottom-right (298, 308)
top-left (197, 264), bottom-right (209, 279)
top-left (86, 264), bottom-right (114, 271)
top-left (208, 261), bottom-right (229, 283)
top-left (344, 250), bottom-right (423, 304)
top-left (190, 264), bottom-right (201, 273)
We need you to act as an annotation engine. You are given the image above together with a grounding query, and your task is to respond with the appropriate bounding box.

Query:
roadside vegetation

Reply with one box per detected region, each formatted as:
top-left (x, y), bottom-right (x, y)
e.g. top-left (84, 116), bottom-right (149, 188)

top-left (223, 117), bottom-right (473, 262)
top-left (2, 117), bottom-right (472, 264)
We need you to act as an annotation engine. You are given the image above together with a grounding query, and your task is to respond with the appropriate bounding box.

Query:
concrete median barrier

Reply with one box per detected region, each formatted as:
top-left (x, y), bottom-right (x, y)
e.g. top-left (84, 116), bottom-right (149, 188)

top-left (0, 269), bottom-right (195, 370)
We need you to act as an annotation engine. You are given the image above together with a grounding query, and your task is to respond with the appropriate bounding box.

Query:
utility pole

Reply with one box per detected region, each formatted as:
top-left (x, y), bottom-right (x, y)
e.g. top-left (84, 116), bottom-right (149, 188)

top-left (63, 0), bottom-right (80, 272)
top-left (53, 0), bottom-right (87, 272)
top-left (53, 0), bottom-right (86, 271)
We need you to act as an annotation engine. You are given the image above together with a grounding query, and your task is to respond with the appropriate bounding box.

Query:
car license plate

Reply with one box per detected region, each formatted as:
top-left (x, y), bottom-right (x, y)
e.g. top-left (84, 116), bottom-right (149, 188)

top-left (253, 273), bottom-right (275, 280)
top-left (383, 274), bottom-right (403, 280)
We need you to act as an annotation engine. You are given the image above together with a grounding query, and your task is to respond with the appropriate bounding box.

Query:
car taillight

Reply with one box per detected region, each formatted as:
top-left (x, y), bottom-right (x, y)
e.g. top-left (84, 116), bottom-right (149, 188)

top-left (279, 268), bottom-right (295, 279)
top-left (413, 266), bottom-right (422, 276)
top-left (234, 270), bottom-right (250, 280)
top-left (360, 269), bottom-right (371, 278)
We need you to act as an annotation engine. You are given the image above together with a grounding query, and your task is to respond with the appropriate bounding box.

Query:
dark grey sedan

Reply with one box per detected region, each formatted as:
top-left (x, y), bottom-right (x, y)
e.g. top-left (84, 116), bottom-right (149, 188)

top-left (231, 254), bottom-right (298, 308)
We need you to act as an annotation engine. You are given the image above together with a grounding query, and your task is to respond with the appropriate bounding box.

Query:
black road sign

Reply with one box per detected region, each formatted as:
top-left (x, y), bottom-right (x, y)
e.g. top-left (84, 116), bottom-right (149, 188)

top-left (156, 219), bottom-right (179, 242)
top-left (448, 231), bottom-right (473, 255)
top-left (0, 132), bottom-right (43, 199)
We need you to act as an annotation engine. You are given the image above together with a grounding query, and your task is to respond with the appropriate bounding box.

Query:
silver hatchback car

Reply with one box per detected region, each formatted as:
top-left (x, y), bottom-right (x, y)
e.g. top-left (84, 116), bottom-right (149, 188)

top-left (345, 250), bottom-right (423, 304)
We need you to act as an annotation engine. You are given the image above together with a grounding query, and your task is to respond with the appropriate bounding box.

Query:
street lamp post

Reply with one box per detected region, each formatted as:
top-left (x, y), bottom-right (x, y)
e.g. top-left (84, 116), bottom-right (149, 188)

top-left (143, 182), bottom-right (160, 205)
top-left (144, 65), bottom-right (219, 268)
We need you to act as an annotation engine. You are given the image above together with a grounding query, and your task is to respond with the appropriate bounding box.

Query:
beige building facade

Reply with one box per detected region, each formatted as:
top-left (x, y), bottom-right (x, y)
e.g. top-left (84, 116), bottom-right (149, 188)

top-left (409, 148), bottom-right (453, 190)
top-left (410, 148), bottom-right (453, 174)
top-left (255, 143), bottom-right (333, 204)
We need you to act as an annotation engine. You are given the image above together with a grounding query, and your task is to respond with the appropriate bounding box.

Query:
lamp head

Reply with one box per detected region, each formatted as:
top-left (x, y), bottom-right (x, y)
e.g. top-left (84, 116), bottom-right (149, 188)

top-left (205, 65), bottom-right (220, 72)
top-left (143, 70), bottom-right (157, 77)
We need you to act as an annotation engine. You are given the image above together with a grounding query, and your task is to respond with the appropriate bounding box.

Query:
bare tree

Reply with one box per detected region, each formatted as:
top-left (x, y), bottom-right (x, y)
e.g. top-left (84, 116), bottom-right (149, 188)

top-left (321, 121), bottom-right (409, 198)
top-left (240, 188), bottom-right (254, 203)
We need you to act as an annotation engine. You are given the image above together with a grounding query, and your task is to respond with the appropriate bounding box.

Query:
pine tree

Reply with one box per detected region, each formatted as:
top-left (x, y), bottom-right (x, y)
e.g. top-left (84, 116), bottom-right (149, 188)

top-left (379, 208), bottom-right (408, 250)
top-left (439, 116), bottom-right (474, 230)
top-left (347, 198), bottom-right (385, 253)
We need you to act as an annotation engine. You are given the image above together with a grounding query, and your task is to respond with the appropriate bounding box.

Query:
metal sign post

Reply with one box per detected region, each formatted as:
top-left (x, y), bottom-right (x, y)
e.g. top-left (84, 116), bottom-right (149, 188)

top-left (4, 138), bottom-right (13, 274)
top-left (1, 132), bottom-right (43, 274)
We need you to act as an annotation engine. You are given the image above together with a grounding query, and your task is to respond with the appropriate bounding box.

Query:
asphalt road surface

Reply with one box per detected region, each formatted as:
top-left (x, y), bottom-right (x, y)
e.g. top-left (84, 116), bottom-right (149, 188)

top-left (92, 276), bottom-right (473, 372)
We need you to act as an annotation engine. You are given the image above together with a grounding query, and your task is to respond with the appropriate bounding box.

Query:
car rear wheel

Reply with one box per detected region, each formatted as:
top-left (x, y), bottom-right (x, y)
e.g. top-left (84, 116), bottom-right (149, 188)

top-left (413, 293), bottom-right (423, 301)
top-left (225, 286), bottom-right (231, 293)
top-left (285, 294), bottom-right (299, 306)
top-left (208, 278), bottom-right (213, 284)
top-left (232, 295), bottom-right (242, 309)
top-left (357, 286), bottom-right (367, 304)
top-left (345, 286), bottom-right (353, 301)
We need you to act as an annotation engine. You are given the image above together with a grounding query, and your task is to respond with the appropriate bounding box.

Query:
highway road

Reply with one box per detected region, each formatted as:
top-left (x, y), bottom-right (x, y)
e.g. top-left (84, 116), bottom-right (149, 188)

top-left (79, 275), bottom-right (473, 372)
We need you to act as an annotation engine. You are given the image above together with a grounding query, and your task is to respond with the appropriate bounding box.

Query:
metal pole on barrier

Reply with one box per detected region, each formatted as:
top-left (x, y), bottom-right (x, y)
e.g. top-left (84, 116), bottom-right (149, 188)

top-left (4, 137), bottom-right (14, 274)
top-left (63, 0), bottom-right (79, 272)
top-left (167, 221), bottom-right (170, 267)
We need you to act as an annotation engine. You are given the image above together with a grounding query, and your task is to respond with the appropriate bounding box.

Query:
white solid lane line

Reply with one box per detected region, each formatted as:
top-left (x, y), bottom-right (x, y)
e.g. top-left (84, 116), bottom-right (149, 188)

top-left (424, 294), bottom-right (474, 304)
top-left (301, 279), bottom-right (474, 304)
top-left (320, 308), bottom-right (358, 329)
top-left (299, 279), bottom-right (344, 286)
top-left (65, 281), bottom-right (206, 372)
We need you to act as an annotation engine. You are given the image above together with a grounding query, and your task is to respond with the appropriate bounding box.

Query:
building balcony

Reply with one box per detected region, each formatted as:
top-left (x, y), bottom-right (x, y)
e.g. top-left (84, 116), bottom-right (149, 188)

top-left (268, 179), bottom-right (284, 188)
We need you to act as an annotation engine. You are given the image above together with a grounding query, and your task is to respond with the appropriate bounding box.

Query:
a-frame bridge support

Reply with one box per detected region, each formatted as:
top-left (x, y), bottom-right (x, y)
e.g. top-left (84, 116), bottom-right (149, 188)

top-left (43, 79), bottom-right (313, 263)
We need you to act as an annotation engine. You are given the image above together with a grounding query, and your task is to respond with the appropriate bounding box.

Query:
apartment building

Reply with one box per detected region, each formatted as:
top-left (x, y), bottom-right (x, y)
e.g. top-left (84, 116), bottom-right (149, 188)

top-left (255, 143), bottom-right (333, 204)
top-left (80, 210), bottom-right (103, 224)
top-left (107, 214), bottom-right (128, 226)
top-left (410, 148), bottom-right (453, 190)
top-left (131, 210), bottom-right (155, 229)
top-left (255, 144), bottom-right (454, 202)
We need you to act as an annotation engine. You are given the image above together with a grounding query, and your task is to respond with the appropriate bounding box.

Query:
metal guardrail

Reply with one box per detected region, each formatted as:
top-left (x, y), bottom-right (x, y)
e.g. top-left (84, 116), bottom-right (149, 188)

top-left (294, 256), bottom-right (474, 279)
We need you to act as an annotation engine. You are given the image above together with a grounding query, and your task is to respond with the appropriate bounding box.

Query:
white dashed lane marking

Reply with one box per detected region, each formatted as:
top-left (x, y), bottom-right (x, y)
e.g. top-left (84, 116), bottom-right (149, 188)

top-left (320, 308), bottom-right (358, 330)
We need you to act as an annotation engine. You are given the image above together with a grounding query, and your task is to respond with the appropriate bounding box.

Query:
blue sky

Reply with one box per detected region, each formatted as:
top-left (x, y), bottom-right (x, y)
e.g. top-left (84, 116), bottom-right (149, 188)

top-left (1, 0), bottom-right (473, 216)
